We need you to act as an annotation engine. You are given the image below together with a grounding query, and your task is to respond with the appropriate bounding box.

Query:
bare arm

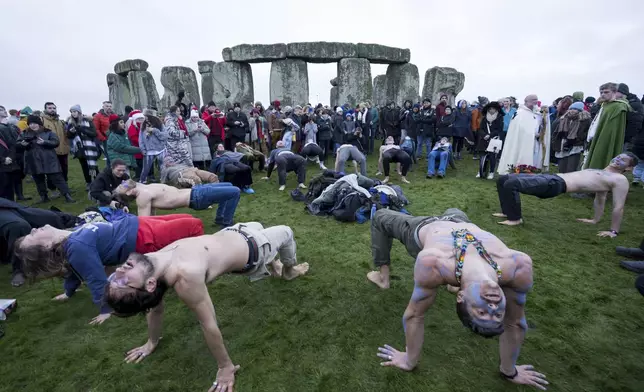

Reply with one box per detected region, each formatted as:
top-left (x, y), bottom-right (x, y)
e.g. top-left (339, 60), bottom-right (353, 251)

top-left (136, 195), bottom-right (153, 216)
top-left (609, 178), bottom-right (629, 232)
top-left (377, 146), bottom-right (384, 173)
top-left (591, 192), bottom-right (607, 223)
top-left (146, 300), bottom-right (164, 345)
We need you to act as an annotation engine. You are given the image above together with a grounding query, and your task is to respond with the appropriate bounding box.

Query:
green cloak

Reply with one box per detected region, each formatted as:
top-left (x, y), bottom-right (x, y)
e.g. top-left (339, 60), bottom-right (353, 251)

top-left (584, 100), bottom-right (630, 169)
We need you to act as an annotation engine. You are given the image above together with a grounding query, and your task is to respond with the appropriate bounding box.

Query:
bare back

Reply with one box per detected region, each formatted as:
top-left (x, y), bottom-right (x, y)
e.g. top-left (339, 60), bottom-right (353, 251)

top-left (557, 169), bottom-right (629, 194)
top-left (418, 220), bottom-right (528, 289)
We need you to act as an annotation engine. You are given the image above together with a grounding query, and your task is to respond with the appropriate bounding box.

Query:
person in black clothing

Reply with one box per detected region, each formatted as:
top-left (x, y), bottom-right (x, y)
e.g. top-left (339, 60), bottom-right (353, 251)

top-left (382, 102), bottom-right (401, 145)
top-left (0, 197), bottom-right (78, 286)
top-left (332, 107), bottom-right (345, 151)
top-left (225, 102), bottom-right (249, 150)
top-left (406, 104), bottom-right (422, 163)
top-left (436, 106), bottom-right (456, 139)
top-left (615, 83), bottom-right (644, 151)
top-left (417, 98), bottom-right (436, 160)
top-left (399, 100), bottom-right (413, 141)
top-left (316, 110), bottom-right (334, 162)
top-left (89, 159), bottom-right (130, 208)
top-left (0, 106), bottom-right (27, 201)
top-left (16, 115), bottom-right (74, 203)
top-left (476, 102), bottom-right (504, 179)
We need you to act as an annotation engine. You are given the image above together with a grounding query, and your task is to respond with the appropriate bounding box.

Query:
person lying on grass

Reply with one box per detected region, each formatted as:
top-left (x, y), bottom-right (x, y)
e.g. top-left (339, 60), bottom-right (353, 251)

top-left (13, 213), bottom-right (204, 325)
top-left (104, 222), bottom-right (310, 392)
top-left (113, 179), bottom-right (240, 227)
top-left (369, 208), bottom-right (548, 390)
top-left (493, 152), bottom-right (638, 237)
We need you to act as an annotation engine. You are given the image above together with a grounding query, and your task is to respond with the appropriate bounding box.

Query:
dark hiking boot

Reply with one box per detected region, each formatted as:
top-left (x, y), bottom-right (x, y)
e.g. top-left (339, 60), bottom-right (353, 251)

top-left (616, 247), bottom-right (644, 259)
top-left (37, 195), bottom-right (51, 204)
top-left (11, 272), bottom-right (25, 287)
top-left (619, 261), bottom-right (644, 274)
top-left (64, 194), bottom-right (76, 203)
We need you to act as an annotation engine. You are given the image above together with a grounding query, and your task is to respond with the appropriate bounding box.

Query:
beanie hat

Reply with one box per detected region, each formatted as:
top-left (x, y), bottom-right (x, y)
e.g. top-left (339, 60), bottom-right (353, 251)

top-left (233, 102), bottom-right (241, 108)
top-left (413, 103), bottom-right (421, 109)
top-left (190, 110), bottom-right (200, 118)
top-left (20, 106), bottom-right (33, 117)
top-left (70, 104), bottom-right (82, 114)
top-left (585, 96), bottom-right (596, 104)
top-left (109, 114), bottom-right (121, 124)
top-left (283, 105), bottom-right (293, 113)
top-left (294, 105), bottom-right (303, 110)
top-left (27, 115), bottom-right (43, 126)
top-left (572, 91), bottom-right (584, 101)
top-left (272, 100), bottom-right (281, 108)
top-left (569, 102), bottom-right (584, 111)
top-left (128, 109), bottom-right (142, 118)
top-left (335, 107), bottom-right (343, 113)
top-left (618, 83), bottom-right (630, 95)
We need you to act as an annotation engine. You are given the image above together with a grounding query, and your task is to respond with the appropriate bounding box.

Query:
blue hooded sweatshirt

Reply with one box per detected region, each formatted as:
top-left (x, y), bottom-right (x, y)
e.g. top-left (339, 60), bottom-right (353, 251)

top-left (63, 214), bottom-right (139, 313)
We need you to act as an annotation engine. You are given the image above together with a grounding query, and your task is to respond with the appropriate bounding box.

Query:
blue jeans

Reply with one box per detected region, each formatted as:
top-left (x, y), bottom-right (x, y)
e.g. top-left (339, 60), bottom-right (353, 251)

top-left (189, 182), bottom-right (240, 225)
top-left (417, 136), bottom-right (432, 159)
top-left (140, 153), bottom-right (164, 183)
top-left (633, 162), bottom-right (644, 184)
top-left (282, 131), bottom-right (293, 150)
top-left (428, 150), bottom-right (449, 176)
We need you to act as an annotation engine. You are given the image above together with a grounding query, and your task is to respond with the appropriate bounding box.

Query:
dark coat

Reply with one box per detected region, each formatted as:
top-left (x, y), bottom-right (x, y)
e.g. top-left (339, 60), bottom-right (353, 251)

top-left (407, 111), bottom-right (422, 139)
top-left (419, 107), bottom-right (437, 138)
top-left (0, 123), bottom-right (21, 173)
top-left (16, 127), bottom-right (62, 175)
top-left (382, 105), bottom-right (401, 138)
top-left (226, 111), bottom-right (250, 139)
top-left (0, 197), bottom-right (78, 229)
top-left (332, 113), bottom-right (345, 144)
top-left (89, 166), bottom-right (130, 206)
top-left (476, 102), bottom-right (504, 152)
top-left (625, 94), bottom-right (644, 142)
top-left (316, 116), bottom-right (334, 141)
top-left (453, 109), bottom-right (472, 138)
top-left (436, 113), bottom-right (456, 138)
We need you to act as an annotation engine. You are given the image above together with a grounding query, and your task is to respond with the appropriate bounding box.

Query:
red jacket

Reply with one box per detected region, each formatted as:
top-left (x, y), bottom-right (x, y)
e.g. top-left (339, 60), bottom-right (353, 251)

top-left (202, 111), bottom-right (226, 141)
top-left (127, 123), bottom-right (143, 159)
top-left (93, 110), bottom-right (110, 142)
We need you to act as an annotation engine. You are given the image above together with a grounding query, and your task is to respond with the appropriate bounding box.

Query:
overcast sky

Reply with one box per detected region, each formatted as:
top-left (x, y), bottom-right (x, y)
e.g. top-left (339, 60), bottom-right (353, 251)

top-left (1, 0), bottom-right (643, 115)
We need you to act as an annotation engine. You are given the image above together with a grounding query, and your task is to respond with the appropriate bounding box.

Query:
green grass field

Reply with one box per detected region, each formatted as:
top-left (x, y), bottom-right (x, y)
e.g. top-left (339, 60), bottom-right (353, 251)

top-left (2, 153), bottom-right (644, 392)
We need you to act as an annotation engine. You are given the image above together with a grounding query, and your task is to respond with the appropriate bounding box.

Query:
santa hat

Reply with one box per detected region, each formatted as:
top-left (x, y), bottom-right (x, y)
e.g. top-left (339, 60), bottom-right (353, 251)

top-left (128, 110), bottom-right (142, 118)
top-left (190, 110), bottom-right (200, 118)
top-left (131, 113), bottom-right (145, 121)
top-left (109, 114), bottom-right (121, 123)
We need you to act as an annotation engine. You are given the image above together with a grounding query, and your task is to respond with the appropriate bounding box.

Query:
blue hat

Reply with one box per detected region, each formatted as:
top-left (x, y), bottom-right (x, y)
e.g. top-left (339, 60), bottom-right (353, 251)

top-left (569, 102), bottom-right (584, 111)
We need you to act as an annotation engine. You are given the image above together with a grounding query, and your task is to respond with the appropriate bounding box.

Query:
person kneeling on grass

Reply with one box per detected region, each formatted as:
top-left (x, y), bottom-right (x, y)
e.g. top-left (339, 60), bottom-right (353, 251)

top-left (262, 140), bottom-right (307, 191)
top-left (14, 213), bottom-right (204, 325)
top-left (376, 136), bottom-right (411, 184)
top-left (114, 179), bottom-right (240, 227)
top-left (493, 152), bottom-right (638, 236)
top-left (368, 208), bottom-right (547, 390)
top-left (104, 222), bottom-right (310, 392)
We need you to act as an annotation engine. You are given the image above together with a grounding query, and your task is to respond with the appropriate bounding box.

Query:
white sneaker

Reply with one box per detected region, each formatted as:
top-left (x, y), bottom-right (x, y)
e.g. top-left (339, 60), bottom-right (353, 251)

top-left (279, 185), bottom-right (286, 191)
top-left (298, 183), bottom-right (307, 189)
top-left (319, 164), bottom-right (327, 170)
top-left (487, 173), bottom-right (494, 180)
top-left (476, 173), bottom-right (481, 178)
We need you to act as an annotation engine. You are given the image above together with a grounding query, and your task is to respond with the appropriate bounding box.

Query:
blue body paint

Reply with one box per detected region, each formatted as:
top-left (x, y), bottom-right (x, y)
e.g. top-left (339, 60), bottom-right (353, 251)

top-left (469, 282), bottom-right (506, 316)
top-left (402, 315), bottom-right (407, 333)
top-left (515, 292), bottom-right (527, 305)
top-left (411, 284), bottom-right (429, 302)
top-left (519, 316), bottom-right (528, 331)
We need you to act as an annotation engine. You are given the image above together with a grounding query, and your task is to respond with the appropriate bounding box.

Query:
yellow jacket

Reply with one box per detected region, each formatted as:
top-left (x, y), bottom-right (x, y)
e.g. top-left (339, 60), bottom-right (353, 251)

top-left (17, 118), bottom-right (28, 132)
top-left (42, 114), bottom-right (70, 155)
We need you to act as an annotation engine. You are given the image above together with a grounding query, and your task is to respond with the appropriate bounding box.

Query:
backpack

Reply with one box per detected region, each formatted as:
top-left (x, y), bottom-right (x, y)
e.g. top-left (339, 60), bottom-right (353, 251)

top-left (331, 190), bottom-right (369, 222)
top-left (305, 173), bottom-right (338, 202)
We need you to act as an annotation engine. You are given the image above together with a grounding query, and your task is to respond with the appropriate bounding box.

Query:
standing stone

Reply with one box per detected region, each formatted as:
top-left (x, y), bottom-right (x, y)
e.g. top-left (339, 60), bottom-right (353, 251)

top-left (160, 66), bottom-right (201, 111)
top-left (222, 44), bottom-right (287, 63)
top-left (422, 66), bottom-right (465, 106)
top-left (106, 73), bottom-right (131, 115)
top-left (211, 61), bottom-right (254, 110)
top-left (114, 59), bottom-right (149, 76)
top-left (337, 58), bottom-right (372, 107)
top-left (373, 75), bottom-right (388, 107)
top-left (127, 71), bottom-right (161, 111)
top-left (198, 61), bottom-right (215, 105)
top-left (330, 87), bottom-right (339, 108)
top-left (385, 63), bottom-right (419, 105)
top-left (269, 59), bottom-right (309, 108)
top-left (330, 77), bottom-right (338, 87)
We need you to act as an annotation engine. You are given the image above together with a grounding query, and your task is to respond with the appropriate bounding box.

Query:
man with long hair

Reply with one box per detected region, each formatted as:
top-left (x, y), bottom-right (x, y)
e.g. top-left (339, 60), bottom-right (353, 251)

top-left (13, 213), bottom-right (204, 324)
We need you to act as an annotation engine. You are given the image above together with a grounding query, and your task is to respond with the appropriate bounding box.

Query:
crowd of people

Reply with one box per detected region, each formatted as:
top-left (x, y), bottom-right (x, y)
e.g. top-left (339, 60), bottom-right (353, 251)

top-left (1, 79), bottom-right (643, 391)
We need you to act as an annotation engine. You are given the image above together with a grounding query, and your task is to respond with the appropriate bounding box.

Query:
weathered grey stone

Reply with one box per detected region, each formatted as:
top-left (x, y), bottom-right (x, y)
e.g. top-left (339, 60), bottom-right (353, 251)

top-left (114, 59), bottom-right (149, 76)
top-left (286, 42), bottom-right (358, 63)
top-left (222, 44), bottom-right (287, 63)
top-left (330, 77), bottom-right (338, 87)
top-left (127, 71), bottom-right (161, 111)
top-left (197, 60), bottom-right (215, 75)
top-left (330, 86), bottom-right (339, 108)
top-left (106, 73), bottom-right (131, 115)
top-left (210, 62), bottom-right (254, 110)
top-left (356, 43), bottom-right (410, 64)
top-left (337, 58), bottom-right (372, 107)
top-left (373, 75), bottom-right (388, 107)
top-left (422, 66), bottom-right (465, 106)
top-left (386, 63), bottom-right (419, 106)
top-left (160, 66), bottom-right (201, 111)
top-left (269, 59), bottom-right (309, 108)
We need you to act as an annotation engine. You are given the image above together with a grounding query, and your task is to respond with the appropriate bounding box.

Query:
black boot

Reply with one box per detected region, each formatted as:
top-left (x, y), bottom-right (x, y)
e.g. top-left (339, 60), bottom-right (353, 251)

top-left (37, 194), bottom-right (51, 204)
top-left (64, 193), bottom-right (76, 203)
top-left (15, 182), bottom-right (32, 201)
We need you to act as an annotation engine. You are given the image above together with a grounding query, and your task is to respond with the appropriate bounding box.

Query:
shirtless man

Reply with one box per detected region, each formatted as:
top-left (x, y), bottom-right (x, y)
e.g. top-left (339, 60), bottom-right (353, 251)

top-left (494, 152), bottom-right (638, 237)
top-left (368, 208), bottom-right (547, 390)
top-left (114, 179), bottom-right (240, 227)
top-left (376, 136), bottom-right (411, 184)
top-left (104, 222), bottom-right (310, 392)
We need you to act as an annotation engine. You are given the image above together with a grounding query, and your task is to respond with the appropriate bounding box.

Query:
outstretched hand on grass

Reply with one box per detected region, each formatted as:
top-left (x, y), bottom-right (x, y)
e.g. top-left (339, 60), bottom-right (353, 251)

top-left (124, 340), bottom-right (158, 363)
top-left (89, 313), bottom-right (110, 325)
top-left (376, 344), bottom-right (413, 371)
top-left (208, 364), bottom-right (241, 392)
top-left (576, 218), bottom-right (596, 224)
top-left (52, 293), bottom-right (69, 301)
top-left (507, 365), bottom-right (548, 390)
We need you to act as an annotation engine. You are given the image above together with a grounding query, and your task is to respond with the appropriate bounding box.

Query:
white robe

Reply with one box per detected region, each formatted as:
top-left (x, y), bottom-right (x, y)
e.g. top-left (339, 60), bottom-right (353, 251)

top-left (497, 105), bottom-right (550, 175)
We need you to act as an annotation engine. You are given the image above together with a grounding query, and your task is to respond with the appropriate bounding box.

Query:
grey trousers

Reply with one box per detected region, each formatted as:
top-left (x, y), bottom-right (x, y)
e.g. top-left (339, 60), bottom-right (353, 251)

top-left (335, 146), bottom-right (367, 175)
top-left (370, 208), bottom-right (470, 268)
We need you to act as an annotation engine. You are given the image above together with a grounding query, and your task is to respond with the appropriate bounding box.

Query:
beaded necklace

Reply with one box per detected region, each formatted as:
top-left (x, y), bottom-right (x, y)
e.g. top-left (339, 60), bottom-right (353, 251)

top-left (452, 229), bottom-right (502, 283)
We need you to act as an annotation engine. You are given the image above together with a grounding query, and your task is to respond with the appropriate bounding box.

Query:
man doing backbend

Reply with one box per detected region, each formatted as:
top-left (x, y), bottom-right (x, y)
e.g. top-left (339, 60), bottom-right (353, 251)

top-left (105, 222), bottom-right (310, 392)
top-left (14, 213), bottom-right (204, 324)
top-left (368, 208), bottom-right (547, 390)
top-left (114, 179), bottom-right (240, 227)
top-left (493, 152), bottom-right (637, 237)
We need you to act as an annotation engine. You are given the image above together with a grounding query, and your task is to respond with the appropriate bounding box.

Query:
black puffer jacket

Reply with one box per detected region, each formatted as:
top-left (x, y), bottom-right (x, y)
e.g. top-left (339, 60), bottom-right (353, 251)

top-left (625, 93), bottom-right (644, 143)
top-left (89, 166), bottom-right (130, 206)
top-left (16, 127), bottom-right (61, 175)
top-left (476, 102), bottom-right (504, 152)
top-left (0, 123), bottom-right (21, 173)
top-left (418, 107), bottom-right (436, 138)
top-left (381, 103), bottom-right (400, 138)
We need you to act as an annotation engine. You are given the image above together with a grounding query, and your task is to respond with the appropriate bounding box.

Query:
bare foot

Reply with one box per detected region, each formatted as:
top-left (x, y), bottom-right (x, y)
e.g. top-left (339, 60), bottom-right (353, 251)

top-left (446, 284), bottom-right (459, 294)
top-left (492, 213), bottom-right (507, 218)
top-left (498, 219), bottom-right (523, 226)
top-left (282, 263), bottom-right (310, 280)
top-left (367, 271), bottom-right (390, 289)
top-left (268, 259), bottom-right (284, 277)
top-left (401, 177), bottom-right (410, 184)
